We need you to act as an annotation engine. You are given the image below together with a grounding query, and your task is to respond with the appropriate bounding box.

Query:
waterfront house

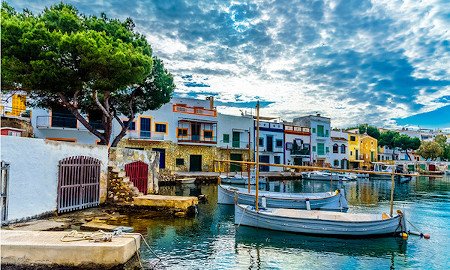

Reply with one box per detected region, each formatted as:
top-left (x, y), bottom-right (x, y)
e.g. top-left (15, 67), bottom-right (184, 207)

top-left (347, 132), bottom-right (363, 169)
top-left (360, 134), bottom-right (378, 169)
top-left (293, 114), bottom-right (331, 167)
top-left (283, 122), bottom-right (311, 166)
top-left (255, 117), bottom-right (284, 171)
top-left (217, 113), bottom-right (253, 172)
top-left (330, 130), bottom-right (348, 169)
top-left (122, 97), bottom-right (218, 172)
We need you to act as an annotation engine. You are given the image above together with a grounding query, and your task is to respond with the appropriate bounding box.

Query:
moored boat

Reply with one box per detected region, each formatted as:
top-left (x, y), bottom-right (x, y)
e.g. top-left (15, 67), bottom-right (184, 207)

top-left (219, 184), bottom-right (348, 211)
top-left (234, 204), bottom-right (407, 237)
top-left (301, 171), bottom-right (354, 181)
top-left (219, 175), bottom-right (261, 185)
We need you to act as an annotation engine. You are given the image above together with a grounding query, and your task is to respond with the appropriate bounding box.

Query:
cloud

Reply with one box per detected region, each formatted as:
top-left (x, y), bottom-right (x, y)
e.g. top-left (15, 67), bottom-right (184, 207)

top-left (8, 0), bottom-right (450, 128)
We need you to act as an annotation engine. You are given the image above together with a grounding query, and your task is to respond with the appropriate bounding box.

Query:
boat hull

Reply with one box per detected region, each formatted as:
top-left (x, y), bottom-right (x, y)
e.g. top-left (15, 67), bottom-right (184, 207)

top-left (220, 177), bottom-right (257, 185)
top-left (235, 204), bottom-right (407, 237)
top-left (218, 185), bottom-right (348, 211)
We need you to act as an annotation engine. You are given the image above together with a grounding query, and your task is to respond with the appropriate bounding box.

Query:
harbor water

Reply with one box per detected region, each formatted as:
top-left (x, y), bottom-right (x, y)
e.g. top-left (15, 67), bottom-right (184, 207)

top-left (134, 176), bottom-right (450, 269)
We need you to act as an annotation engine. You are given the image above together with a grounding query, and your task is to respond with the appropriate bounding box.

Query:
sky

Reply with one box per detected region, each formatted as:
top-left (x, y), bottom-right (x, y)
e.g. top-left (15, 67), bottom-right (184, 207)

top-left (9, 0), bottom-right (450, 129)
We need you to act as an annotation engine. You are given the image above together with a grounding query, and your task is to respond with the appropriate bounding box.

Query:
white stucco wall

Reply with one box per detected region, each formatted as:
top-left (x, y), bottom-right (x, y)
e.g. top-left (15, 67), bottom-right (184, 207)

top-left (0, 136), bottom-right (108, 223)
top-left (217, 113), bottom-right (253, 149)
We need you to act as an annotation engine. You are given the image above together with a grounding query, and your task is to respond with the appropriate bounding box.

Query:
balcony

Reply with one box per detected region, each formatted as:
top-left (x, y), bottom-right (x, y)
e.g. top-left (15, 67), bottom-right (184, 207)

top-left (291, 148), bottom-right (310, 156)
top-left (178, 134), bottom-right (217, 144)
top-left (36, 116), bottom-right (103, 130)
top-left (173, 104), bottom-right (217, 117)
top-left (127, 132), bottom-right (165, 141)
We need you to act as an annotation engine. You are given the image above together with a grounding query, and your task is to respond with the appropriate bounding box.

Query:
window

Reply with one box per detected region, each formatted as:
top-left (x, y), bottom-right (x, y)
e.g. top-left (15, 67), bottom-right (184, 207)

top-left (312, 128), bottom-right (316, 133)
top-left (177, 128), bottom-right (188, 137)
top-left (340, 144), bottom-right (346, 154)
top-left (140, 117), bottom-right (151, 138)
top-left (204, 130), bottom-right (213, 139)
top-left (176, 158), bottom-right (184, 166)
top-left (223, 134), bottom-right (230, 143)
top-left (259, 137), bottom-right (264, 146)
top-left (312, 146), bottom-right (316, 152)
top-left (325, 146), bottom-right (329, 153)
top-left (318, 143), bottom-right (325, 155)
top-left (333, 144), bottom-right (339, 153)
top-left (232, 131), bottom-right (240, 148)
top-left (7, 130), bottom-right (21, 136)
top-left (350, 136), bottom-right (356, 141)
top-left (276, 139), bottom-right (283, 147)
top-left (350, 151), bottom-right (353, 156)
top-left (274, 156), bottom-right (281, 164)
top-left (334, 160), bottom-right (339, 167)
top-left (317, 125), bottom-right (324, 137)
top-left (124, 120), bottom-right (136, 130)
top-left (325, 130), bottom-right (329, 137)
top-left (51, 106), bottom-right (77, 128)
top-left (155, 123), bottom-right (167, 133)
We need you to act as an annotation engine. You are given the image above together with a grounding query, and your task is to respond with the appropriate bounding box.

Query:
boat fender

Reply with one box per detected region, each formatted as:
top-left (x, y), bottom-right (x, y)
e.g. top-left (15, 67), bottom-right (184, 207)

top-left (400, 232), bottom-right (408, 239)
top-left (423, 233), bottom-right (431, 239)
top-left (261, 196), bottom-right (267, 209)
top-left (305, 198), bottom-right (311, 211)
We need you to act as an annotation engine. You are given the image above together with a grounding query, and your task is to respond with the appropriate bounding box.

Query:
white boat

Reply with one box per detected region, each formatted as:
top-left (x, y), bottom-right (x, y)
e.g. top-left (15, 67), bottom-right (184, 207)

top-left (219, 174), bottom-right (264, 185)
top-left (219, 184), bottom-right (348, 211)
top-left (235, 204), bottom-right (407, 237)
top-left (301, 171), bottom-right (354, 181)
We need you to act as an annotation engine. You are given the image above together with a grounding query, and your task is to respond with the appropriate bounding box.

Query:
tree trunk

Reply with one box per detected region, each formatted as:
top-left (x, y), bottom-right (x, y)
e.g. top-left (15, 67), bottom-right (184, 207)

top-left (110, 115), bottom-right (134, 147)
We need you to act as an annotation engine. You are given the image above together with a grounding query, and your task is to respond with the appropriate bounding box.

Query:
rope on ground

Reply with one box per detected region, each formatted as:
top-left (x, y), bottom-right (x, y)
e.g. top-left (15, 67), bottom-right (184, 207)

top-left (60, 230), bottom-right (164, 269)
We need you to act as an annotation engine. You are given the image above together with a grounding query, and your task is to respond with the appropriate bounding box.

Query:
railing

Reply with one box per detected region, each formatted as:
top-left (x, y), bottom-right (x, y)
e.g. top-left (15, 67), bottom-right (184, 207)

top-left (1, 105), bottom-right (30, 118)
top-left (178, 134), bottom-right (217, 144)
top-left (284, 125), bottom-right (310, 134)
top-left (173, 104), bottom-right (217, 117)
top-left (128, 132), bottom-right (165, 141)
top-left (36, 116), bottom-right (103, 130)
top-left (291, 148), bottom-right (310, 156)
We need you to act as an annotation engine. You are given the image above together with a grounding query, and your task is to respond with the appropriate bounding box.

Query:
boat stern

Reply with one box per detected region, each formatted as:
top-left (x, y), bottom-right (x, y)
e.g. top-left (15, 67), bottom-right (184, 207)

top-left (218, 185), bottom-right (237, 205)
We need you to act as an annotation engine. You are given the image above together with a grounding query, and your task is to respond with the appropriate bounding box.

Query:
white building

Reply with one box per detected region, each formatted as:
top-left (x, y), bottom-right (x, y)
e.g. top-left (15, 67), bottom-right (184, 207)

top-left (330, 130), bottom-right (348, 169)
top-left (283, 122), bottom-right (311, 166)
top-left (255, 118), bottom-right (284, 171)
top-left (217, 113), bottom-right (254, 172)
top-left (293, 114), bottom-right (332, 166)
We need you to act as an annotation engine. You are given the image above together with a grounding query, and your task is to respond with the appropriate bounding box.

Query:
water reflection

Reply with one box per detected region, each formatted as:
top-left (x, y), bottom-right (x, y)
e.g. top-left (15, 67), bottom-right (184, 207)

top-left (144, 176), bottom-right (450, 269)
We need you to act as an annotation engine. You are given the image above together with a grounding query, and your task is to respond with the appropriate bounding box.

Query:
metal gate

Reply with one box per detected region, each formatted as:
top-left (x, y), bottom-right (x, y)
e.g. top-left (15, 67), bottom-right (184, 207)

top-left (125, 161), bottom-right (148, 194)
top-left (57, 156), bottom-right (101, 213)
top-left (1, 161), bottom-right (9, 224)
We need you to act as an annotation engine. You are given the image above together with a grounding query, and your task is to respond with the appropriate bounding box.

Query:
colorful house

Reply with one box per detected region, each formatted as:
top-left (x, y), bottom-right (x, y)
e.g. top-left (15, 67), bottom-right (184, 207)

top-left (255, 118), bottom-right (284, 171)
top-left (330, 130), bottom-right (348, 169)
top-left (283, 122), bottom-right (311, 166)
top-left (360, 134), bottom-right (378, 169)
top-left (347, 132), bottom-right (363, 169)
top-left (293, 114), bottom-right (331, 167)
top-left (217, 113), bottom-right (253, 172)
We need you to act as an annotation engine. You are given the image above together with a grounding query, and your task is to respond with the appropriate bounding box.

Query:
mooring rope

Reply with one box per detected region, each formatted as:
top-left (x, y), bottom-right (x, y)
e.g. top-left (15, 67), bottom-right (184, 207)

top-left (60, 230), bottom-right (163, 269)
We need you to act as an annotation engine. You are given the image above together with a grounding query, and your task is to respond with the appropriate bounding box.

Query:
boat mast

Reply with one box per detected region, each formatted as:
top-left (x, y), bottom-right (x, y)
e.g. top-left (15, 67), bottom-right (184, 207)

top-left (389, 171), bottom-right (395, 216)
top-left (248, 129), bottom-right (251, 193)
top-left (255, 101), bottom-right (260, 211)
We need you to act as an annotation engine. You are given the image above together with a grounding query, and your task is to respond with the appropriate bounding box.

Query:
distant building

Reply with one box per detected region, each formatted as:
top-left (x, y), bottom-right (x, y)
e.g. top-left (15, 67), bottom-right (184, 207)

top-left (283, 122), bottom-right (311, 166)
top-left (330, 130), bottom-right (348, 169)
top-left (293, 114), bottom-right (331, 166)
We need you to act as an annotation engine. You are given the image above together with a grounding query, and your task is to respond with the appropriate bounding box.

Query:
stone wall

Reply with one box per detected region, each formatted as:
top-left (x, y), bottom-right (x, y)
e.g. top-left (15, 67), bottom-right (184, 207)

top-left (108, 147), bottom-right (159, 194)
top-left (1, 116), bottom-right (33, 137)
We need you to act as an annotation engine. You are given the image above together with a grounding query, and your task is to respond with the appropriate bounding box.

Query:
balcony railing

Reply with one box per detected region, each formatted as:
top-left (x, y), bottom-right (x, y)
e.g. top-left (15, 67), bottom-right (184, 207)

top-left (128, 132), bottom-right (165, 141)
top-left (173, 104), bottom-right (217, 117)
top-left (178, 134), bottom-right (217, 144)
top-left (36, 116), bottom-right (103, 130)
top-left (291, 148), bottom-right (310, 156)
top-left (284, 125), bottom-right (310, 134)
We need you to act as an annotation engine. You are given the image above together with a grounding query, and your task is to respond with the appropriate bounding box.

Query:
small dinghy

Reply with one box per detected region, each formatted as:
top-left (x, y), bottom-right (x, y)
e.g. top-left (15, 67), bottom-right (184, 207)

top-left (219, 175), bottom-right (263, 185)
top-left (235, 204), bottom-right (407, 237)
top-left (219, 184), bottom-right (348, 211)
top-left (301, 171), bottom-right (354, 181)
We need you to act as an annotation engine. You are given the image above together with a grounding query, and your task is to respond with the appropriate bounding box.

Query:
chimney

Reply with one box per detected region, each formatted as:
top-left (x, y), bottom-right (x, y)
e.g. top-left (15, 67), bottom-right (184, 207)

top-left (207, 96), bottom-right (214, 109)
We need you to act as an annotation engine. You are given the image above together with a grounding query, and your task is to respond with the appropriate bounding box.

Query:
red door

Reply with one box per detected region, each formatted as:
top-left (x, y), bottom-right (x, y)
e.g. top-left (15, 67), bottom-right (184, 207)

top-left (125, 161), bottom-right (149, 194)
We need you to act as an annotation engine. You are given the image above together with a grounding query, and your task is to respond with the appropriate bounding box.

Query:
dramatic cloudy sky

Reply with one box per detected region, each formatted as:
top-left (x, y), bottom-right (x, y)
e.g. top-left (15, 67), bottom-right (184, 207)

top-left (10, 0), bottom-right (450, 128)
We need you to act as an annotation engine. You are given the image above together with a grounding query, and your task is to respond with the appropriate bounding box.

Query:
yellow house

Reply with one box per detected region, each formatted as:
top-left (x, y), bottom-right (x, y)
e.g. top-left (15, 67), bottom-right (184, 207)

top-left (347, 133), bottom-right (363, 169)
top-left (360, 134), bottom-right (378, 169)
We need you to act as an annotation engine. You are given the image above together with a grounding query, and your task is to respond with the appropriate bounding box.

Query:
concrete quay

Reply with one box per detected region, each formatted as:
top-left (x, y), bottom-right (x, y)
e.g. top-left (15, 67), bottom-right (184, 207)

top-left (1, 230), bottom-right (140, 269)
top-left (133, 195), bottom-right (198, 216)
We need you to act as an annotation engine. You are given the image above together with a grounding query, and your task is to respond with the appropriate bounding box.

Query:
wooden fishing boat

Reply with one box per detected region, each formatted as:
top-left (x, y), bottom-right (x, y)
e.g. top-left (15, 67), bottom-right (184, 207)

top-left (176, 177), bottom-right (196, 184)
top-left (235, 204), bottom-right (407, 237)
top-left (219, 175), bottom-right (258, 185)
top-left (301, 171), bottom-right (354, 181)
top-left (219, 184), bottom-right (348, 211)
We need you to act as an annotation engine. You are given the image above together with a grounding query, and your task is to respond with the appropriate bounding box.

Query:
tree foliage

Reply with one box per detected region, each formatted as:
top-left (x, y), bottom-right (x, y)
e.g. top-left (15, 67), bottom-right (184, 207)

top-left (358, 124), bottom-right (381, 139)
top-left (378, 130), bottom-right (421, 160)
top-left (433, 134), bottom-right (450, 161)
top-left (1, 3), bottom-right (175, 146)
top-left (416, 141), bottom-right (443, 161)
